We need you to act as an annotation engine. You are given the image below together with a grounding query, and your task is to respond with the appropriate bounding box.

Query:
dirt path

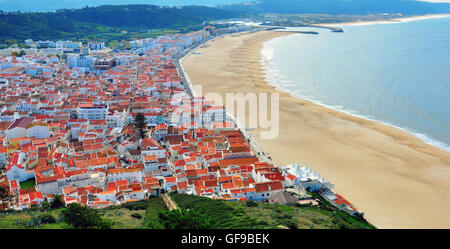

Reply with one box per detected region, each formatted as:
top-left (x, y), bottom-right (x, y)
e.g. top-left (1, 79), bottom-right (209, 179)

top-left (162, 193), bottom-right (178, 210)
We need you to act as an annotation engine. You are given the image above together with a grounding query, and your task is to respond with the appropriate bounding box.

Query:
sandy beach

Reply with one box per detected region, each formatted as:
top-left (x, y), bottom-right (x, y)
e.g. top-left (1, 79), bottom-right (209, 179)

top-left (182, 30), bottom-right (450, 228)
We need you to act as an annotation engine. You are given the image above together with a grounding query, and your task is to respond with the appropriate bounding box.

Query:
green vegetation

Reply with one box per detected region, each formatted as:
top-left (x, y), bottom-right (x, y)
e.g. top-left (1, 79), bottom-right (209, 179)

top-left (19, 179), bottom-right (35, 189)
top-left (171, 193), bottom-right (376, 229)
top-left (50, 195), bottom-right (65, 209)
top-left (0, 209), bottom-right (68, 229)
top-left (142, 197), bottom-right (167, 229)
top-left (158, 209), bottom-right (212, 229)
top-left (11, 50), bottom-right (26, 57)
top-left (61, 203), bottom-right (112, 229)
top-left (36, 213), bottom-right (57, 224)
top-left (0, 197), bottom-right (167, 229)
top-left (133, 113), bottom-right (146, 139)
top-left (0, 4), bottom-right (245, 42)
top-left (131, 213), bottom-right (143, 219)
top-left (0, 195), bottom-right (375, 229)
top-left (102, 197), bottom-right (167, 229)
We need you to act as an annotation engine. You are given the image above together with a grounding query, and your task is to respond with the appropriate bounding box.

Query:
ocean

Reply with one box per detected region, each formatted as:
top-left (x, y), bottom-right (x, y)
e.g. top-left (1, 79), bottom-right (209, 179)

top-left (262, 17), bottom-right (450, 151)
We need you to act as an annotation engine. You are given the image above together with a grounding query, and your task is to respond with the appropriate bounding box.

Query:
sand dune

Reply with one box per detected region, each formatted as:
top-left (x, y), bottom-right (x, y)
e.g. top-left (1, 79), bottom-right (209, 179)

top-left (182, 30), bottom-right (450, 228)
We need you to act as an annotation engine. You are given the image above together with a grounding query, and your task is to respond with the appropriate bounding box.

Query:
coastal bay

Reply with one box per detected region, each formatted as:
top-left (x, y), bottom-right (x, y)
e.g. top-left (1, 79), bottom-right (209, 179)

top-left (182, 30), bottom-right (450, 228)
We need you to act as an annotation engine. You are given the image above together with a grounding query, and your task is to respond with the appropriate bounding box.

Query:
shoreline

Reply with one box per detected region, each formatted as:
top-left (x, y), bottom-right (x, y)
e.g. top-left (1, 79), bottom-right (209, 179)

top-left (182, 30), bottom-right (450, 228)
top-left (259, 40), bottom-right (450, 153)
top-left (316, 13), bottom-right (450, 27)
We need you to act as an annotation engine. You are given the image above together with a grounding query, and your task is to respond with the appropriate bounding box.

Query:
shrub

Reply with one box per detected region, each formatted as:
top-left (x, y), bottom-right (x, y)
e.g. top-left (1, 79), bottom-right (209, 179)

top-left (122, 201), bottom-right (148, 210)
top-left (62, 203), bottom-right (112, 229)
top-left (29, 205), bottom-right (40, 212)
top-left (246, 200), bottom-right (258, 207)
top-left (131, 213), bottom-right (143, 219)
top-left (38, 214), bottom-right (56, 224)
top-left (41, 200), bottom-right (50, 211)
top-left (281, 219), bottom-right (298, 229)
top-left (158, 209), bottom-right (212, 229)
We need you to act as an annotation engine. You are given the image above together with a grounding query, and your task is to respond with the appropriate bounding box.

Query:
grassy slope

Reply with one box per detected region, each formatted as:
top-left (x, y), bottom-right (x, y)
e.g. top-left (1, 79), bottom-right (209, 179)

top-left (0, 194), bottom-right (375, 229)
top-left (171, 193), bottom-right (376, 229)
top-left (0, 197), bottom-right (167, 229)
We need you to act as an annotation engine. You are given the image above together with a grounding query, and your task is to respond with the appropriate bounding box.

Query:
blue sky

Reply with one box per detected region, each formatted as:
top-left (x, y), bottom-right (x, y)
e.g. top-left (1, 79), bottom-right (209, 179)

top-left (0, 0), bottom-right (449, 12)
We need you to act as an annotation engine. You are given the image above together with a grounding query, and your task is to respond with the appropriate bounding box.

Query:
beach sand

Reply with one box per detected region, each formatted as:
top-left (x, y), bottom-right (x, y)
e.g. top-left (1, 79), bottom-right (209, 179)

top-left (182, 30), bottom-right (450, 228)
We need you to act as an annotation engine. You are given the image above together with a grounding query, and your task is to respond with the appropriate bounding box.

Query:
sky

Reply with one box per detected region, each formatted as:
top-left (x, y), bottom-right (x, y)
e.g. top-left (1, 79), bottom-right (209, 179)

top-left (0, 0), bottom-right (450, 12)
top-left (422, 0), bottom-right (450, 2)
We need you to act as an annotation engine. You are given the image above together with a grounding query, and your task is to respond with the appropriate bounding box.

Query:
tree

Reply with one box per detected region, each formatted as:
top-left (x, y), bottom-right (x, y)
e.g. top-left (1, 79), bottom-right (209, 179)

top-left (62, 203), bottom-right (112, 229)
top-left (158, 209), bottom-right (212, 229)
top-left (41, 199), bottom-right (50, 211)
top-left (5, 39), bottom-right (16, 46)
top-left (0, 186), bottom-right (12, 211)
top-left (50, 194), bottom-right (64, 209)
top-left (133, 113), bottom-right (146, 138)
top-left (10, 50), bottom-right (25, 57)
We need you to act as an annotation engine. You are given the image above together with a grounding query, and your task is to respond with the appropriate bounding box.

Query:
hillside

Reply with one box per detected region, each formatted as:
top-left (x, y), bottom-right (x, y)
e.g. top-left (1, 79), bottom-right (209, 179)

top-left (170, 193), bottom-right (375, 229)
top-left (0, 197), bottom-right (167, 229)
top-left (222, 0), bottom-right (450, 15)
top-left (0, 5), bottom-right (245, 42)
top-left (0, 0), bottom-right (246, 12)
top-left (0, 194), bottom-right (375, 229)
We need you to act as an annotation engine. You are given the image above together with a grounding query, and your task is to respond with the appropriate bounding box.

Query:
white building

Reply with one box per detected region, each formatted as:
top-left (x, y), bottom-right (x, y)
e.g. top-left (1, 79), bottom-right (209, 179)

top-left (107, 168), bottom-right (143, 183)
top-left (282, 162), bottom-right (334, 191)
top-left (26, 122), bottom-right (50, 139)
top-left (140, 137), bottom-right (166, 159)
top-left (4, 152), bottom-right (34, 182)
top-left (77, 103), bottom-right (108, 120)
top-left (68, 54), bottom-right (96, 69)
top-left (88, 41), bottom-right (105, 50)
top-left (5, 117), bottom-right (34, 141)
top-left (0, 78), bottom-right (9, 87)
top-left (106, 110), bottom-right (128, 128)
top-left (36, 170), bottom-right (106, 195)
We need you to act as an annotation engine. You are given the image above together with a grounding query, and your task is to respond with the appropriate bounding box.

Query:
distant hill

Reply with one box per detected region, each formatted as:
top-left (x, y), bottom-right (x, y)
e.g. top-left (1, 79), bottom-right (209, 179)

top-left (0, 0), bottom-right (246, 12)
top-left (221, 0), bottom-right (450, 15)
top-left (0, 5), bottom-right (244, 42)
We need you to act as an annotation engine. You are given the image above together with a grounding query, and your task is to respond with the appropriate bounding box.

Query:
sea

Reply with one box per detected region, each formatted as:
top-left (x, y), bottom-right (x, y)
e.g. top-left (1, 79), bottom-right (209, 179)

top-left (261, 17), bottom-right (450, 152)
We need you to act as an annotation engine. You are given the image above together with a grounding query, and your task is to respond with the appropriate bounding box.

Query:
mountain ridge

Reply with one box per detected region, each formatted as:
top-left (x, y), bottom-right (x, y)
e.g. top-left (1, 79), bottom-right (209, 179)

top-left (0, 4), bottom-right (245, 41)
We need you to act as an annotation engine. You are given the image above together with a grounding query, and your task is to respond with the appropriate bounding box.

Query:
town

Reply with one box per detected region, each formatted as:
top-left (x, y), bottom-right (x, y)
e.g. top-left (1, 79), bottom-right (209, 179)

top-left (0, 24), bottom-right (361, 218)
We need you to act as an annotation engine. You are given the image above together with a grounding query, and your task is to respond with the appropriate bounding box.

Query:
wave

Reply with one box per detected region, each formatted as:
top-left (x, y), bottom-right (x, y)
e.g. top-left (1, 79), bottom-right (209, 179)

top-left (260, 42), bottom-right (450, 153)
